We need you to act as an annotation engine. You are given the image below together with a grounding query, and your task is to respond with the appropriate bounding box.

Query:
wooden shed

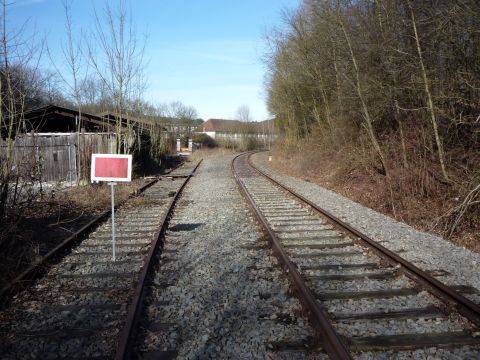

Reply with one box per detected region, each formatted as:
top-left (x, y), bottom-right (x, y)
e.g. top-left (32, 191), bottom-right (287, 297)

top-left (1, 105), bottom-right (118, 183)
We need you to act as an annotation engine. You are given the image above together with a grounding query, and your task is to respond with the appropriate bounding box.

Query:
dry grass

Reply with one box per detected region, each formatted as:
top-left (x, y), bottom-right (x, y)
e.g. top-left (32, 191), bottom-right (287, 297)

top-left (268, 133), bottom-right (480, 253)
top-left (124, 194), bottom-right (157, 208)
top-left (0, 178), bottom-right (149, 289)
top-left (55, 179), bottom-right (145, 212)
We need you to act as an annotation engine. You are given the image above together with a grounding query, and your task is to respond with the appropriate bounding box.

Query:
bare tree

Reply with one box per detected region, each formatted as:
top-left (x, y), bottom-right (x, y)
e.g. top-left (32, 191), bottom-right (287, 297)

top-left (337, 8), bottom-right (388, 176)
top-left (52, 0), bottom-right (89, 182)
top-left (234, 104), bottom-right (258, 150)
top-left (0, 0), bottom-right (44, 222)
top-left (79, 75), bottom-right (109, 109)
top-left (88, 0), bottom-right (147, 154)
top-left (236, 104), bottom-right (253, 122)
top-left (168, 101), bottom-right (198, 121)
top-left (407, 0), bottom-right (449, 181)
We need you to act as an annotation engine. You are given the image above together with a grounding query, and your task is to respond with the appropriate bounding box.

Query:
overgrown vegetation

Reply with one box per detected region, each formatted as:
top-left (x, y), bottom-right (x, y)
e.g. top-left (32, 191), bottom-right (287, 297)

top-left (265, 0), bottom-right (479, 246)
top-left (0, 179), bottom-right (146, 288)
top-left (0, 0), bottom-right (203, 221)
top-left (0, 0), bottom-right (202, 283)
top-left (217, 136), bottom-right (262, 152)
top-left (192, 133), bottom-right (218, 149)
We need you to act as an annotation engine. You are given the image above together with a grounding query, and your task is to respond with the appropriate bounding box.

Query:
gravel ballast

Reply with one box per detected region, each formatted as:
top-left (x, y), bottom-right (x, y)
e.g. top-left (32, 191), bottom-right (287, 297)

top-left (0, 166), bottom-right (194, 359)
top-left (136, 154), bottom-right (326, 359)
top-left (251, 152), bottom-right (480, 297)
top-left (245, 152), bottom-right (480, 358)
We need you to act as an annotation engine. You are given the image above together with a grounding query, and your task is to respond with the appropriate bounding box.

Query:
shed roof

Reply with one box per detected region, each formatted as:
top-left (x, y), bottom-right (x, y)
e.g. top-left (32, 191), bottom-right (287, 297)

top-left (21, 105), bottom-right (169, 134)
top-left (22, 104), bottom-right (115, 133)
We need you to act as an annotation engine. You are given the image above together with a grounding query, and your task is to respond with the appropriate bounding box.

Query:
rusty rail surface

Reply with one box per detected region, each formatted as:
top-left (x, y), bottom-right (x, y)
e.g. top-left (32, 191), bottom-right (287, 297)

top-left (115, 159), bottom-right (203, 360)
top-left (231, 153), bottom-right (352, 360)
top-left (246, 152), bottom-right (480, 327)
top-left (0, 158), bottom-right (186, 308)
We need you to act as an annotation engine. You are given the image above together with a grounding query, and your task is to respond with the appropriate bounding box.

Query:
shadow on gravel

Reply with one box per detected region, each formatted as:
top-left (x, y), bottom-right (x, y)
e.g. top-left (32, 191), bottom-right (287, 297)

top-left (169, 223), bottom-right (203, 232)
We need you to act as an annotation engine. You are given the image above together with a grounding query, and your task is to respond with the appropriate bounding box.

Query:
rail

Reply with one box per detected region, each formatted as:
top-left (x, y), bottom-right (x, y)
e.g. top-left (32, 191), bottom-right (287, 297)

top-left (246, 152), bottom-right (480, 327)
top-left (0, 157), bottom-right (186, 308)
top-left (232, 153), bottom-right (351, 360)
top-left (115, 159), bottom-right (203, 360)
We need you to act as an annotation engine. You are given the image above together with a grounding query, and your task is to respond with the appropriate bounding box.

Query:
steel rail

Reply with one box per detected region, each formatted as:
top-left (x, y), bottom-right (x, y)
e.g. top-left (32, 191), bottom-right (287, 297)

top-left (0, 179), bottom-right (157, 308)
top-left (246, 152), bottom-right (480, 327)
top-left (0, 158), bottom-right (186, 308)
top-left (115, 159), bottom-right (202, 360)
top-left (231, 153), bottom-right (352, 360)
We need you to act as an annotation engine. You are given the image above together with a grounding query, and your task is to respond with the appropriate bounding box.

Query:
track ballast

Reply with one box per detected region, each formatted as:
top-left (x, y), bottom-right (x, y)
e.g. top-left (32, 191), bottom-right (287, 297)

top-left (0, 161), bottom-right (201, 360)
top-left (233, 151), bottom-right (480, 359)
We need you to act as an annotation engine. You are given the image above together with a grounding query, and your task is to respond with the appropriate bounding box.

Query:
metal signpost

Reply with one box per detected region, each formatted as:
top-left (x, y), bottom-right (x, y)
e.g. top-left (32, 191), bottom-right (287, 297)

top-left (91, 154), bottom-right (132, 261)
top-left (108, 182), bottom-right (117, 260)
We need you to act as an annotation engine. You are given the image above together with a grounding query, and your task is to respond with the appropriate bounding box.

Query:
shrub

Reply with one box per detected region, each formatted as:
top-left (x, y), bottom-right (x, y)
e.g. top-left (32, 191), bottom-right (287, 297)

top-left (192, 133), bottom-right (217, 148)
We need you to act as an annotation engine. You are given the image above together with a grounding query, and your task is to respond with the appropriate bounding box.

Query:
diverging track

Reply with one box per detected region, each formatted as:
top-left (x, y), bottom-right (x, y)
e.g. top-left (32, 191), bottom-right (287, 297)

top-left (233, 152), bottom-right (480, 359)
top-left (0, 160), bottom-right (201, 360)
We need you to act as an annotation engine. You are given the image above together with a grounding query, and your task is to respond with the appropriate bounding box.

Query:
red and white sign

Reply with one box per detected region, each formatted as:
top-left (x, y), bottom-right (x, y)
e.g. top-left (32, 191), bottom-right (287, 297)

top-left (91, 154), bottom-right (132, 182)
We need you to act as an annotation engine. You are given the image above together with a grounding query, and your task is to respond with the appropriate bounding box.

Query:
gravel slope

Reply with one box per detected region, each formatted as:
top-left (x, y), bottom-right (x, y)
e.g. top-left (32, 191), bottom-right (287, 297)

top-left (251, 152), bottom-right (480, 302)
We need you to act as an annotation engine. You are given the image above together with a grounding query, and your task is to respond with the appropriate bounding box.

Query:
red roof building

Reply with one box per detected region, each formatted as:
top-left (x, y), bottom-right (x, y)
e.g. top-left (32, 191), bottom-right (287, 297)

top-left (201, 118), bottom-right (275, 139)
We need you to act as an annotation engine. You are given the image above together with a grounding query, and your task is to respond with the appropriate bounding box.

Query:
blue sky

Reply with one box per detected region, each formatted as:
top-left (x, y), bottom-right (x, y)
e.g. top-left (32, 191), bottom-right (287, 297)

top-left (9, 0), bottom-right (300, 120)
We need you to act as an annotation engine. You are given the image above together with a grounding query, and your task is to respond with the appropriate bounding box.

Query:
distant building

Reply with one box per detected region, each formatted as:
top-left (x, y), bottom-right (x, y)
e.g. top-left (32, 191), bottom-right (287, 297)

top-left (201, 118), bottom-right (275, 141)
top-left (202, 119), bottom-right (243, 139)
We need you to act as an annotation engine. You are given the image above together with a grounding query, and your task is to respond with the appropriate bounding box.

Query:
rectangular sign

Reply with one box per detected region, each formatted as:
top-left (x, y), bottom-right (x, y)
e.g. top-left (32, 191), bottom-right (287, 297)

top-left (91, 154), bottom-right (132, 182)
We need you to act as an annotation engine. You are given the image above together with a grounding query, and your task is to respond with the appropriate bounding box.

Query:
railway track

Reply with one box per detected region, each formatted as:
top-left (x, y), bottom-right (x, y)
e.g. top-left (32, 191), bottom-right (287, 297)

top-left (0, 160), bottom-right (201, 360)
top-left (233, 152), bottom-right (480, 359)
top-left (126, 155), bottom-right (324, 359)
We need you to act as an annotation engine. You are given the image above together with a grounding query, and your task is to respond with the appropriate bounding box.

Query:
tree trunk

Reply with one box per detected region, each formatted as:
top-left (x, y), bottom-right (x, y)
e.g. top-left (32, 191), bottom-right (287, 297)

top-left (408, 1), bottom-right (449, 181)
top-left (339, 15), bottom-right (388, 176)
top-left (395, 100), bottom-right (408, 168)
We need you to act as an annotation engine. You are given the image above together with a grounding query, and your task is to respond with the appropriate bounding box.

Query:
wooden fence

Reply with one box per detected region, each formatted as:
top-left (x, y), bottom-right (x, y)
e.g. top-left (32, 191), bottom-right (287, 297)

top-left (0, 133), bottom-right (117, 183)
